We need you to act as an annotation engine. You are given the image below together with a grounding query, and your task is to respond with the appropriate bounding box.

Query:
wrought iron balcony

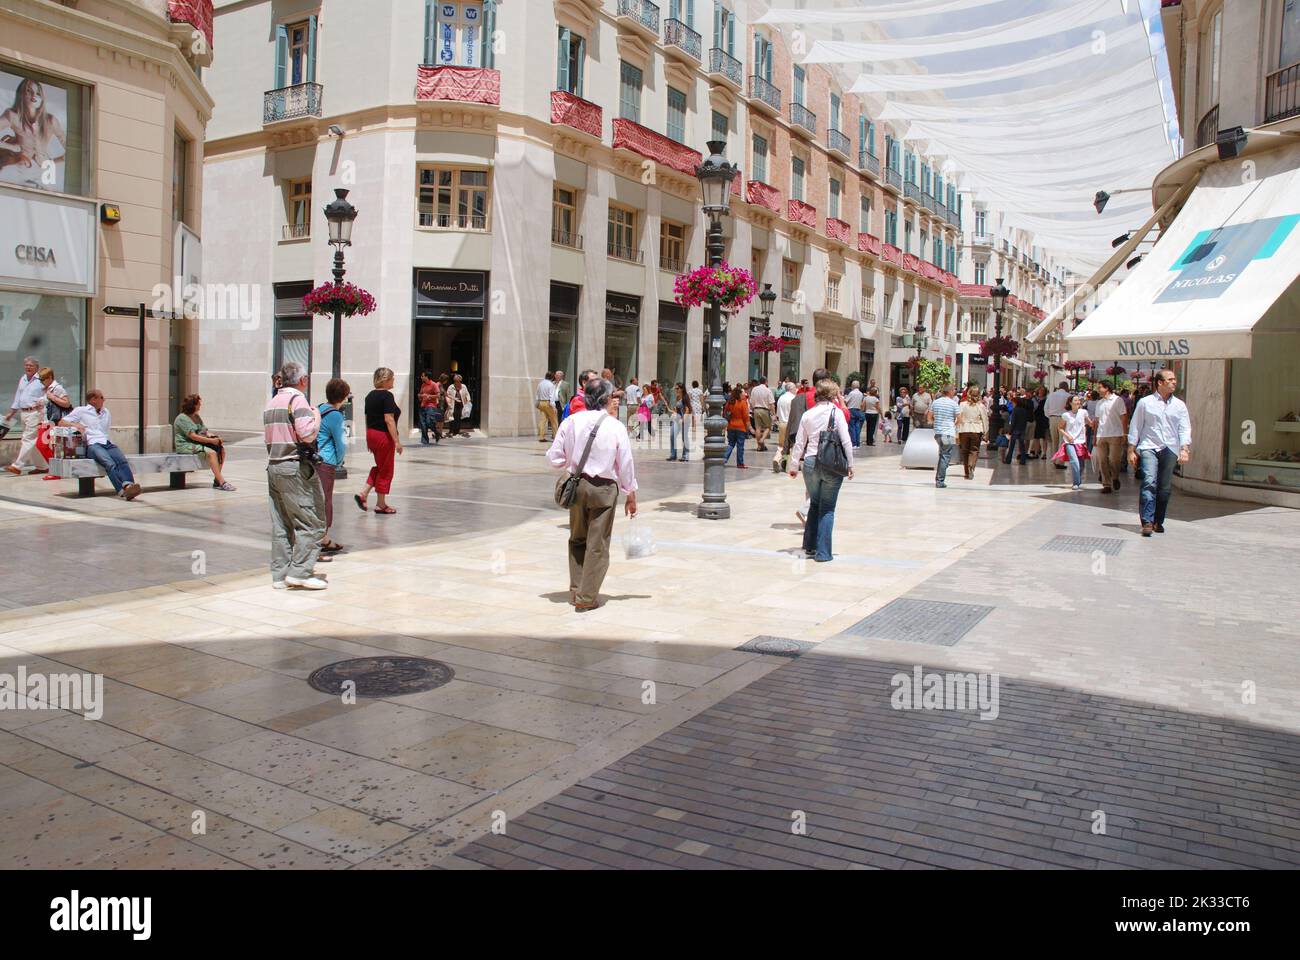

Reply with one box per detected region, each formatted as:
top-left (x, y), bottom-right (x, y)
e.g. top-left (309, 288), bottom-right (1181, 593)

top-left (1266, 62), bottom-right (1300, 123)
top-left (419, 213), bottom-right (489, 231)
top-left (827, 128), bottom-right (851, 159)
top-left (659, 255), bottom-right (689, 273)
top-left (663, 18), bottom-right (701, 61)
top-left (789, 101), bottom-right (817, 137)
top-left (616, 0), bottom-right (660, 38)
top-left (971, 233), bottom-right (994, 248)
top-left (858, 149), bottom-right (880, 178)
top-left (551, 90), bottom-right (602, 139)
top-left (947, 206), bottom-right (962, 229)
top-left (552, 228), bottom-right (583, 250)
top-left (608, 241), bottom-right (644, 264)
top-left (904, 181), bottom-right (923, 205)
top-left (1195, 104), bottom-right (1220, 149)
top-left (264, 82), bottom-right (323, 124)
top-left (707, 47), bottom-right (742, 88)
top-left (281, 222), bottom-right (310, 240)
top-left (884, 166), bottom-right (902, 192)
top-left (748, 75), bottom-right (781, 115)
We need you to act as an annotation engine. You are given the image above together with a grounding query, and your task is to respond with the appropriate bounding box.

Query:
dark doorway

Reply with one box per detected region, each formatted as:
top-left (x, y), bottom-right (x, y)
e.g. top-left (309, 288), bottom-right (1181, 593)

top-left (415, 320), bottom-right (483, 428)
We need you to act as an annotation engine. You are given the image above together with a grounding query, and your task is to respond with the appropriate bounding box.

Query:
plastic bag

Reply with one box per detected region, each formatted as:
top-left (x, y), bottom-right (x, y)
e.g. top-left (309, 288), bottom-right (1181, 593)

top-left (623, 517), bottom-right (656, 560)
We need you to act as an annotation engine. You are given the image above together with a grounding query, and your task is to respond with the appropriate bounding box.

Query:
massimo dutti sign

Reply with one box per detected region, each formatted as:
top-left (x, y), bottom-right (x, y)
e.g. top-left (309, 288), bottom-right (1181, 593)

top-left (605, 293), bottom-right (640, 325)
top-left (415, 270), bottom-right (486, 306)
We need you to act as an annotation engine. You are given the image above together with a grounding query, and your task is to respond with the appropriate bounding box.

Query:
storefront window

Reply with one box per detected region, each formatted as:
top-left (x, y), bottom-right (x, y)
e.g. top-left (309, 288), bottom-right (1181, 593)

top-left (605, 293), bottom-right (639, 389)
top-left (0, 292), bottom-right (85, 403)
top-left (1225, 336), bottom-right (1300, 490)
top-left (0, 61), bottom-right (92, 196)
top-left (657, 302), bottom-right (687, 390)
top-left (548, 282), bottom-right (578, 388)
top-left (780, 324), bottom-right (802, 382)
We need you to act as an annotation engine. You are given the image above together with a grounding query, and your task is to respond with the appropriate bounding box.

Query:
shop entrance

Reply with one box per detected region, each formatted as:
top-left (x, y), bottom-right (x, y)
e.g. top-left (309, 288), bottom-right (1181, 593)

top-left (414, 320), bottom-right (483, 428)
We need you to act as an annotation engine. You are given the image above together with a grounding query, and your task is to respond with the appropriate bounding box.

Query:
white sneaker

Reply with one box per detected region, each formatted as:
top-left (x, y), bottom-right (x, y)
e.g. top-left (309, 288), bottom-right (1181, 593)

top-left (271, 580), bottom-right (288, 590)
top-left (284, 575), bottom-right (328, 590)
top-left (1072, 484), bottom-right (1081, 491)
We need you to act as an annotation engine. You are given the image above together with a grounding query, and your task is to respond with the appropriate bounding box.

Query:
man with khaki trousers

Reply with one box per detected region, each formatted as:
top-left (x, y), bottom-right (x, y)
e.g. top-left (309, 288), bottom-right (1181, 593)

top-left (4, 356), bottom-right (49, 475)
top-left (1093, 380), bottom-right (1129, 494)
top-left (536, 371), bottom-right (559, 442)
top-left (547, 377), bottom-right (638, 612)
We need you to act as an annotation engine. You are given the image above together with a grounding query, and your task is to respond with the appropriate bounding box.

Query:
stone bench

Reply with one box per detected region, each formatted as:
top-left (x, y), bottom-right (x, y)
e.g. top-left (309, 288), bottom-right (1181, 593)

top-left (49, 453), bottom-right (210, 497)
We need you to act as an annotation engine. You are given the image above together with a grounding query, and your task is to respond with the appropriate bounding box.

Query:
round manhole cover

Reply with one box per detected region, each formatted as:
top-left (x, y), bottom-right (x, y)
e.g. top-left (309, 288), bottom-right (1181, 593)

top-left (753, 638), bottom-right (803, 655)
top-left (307, 657), bottom-right (454, 698)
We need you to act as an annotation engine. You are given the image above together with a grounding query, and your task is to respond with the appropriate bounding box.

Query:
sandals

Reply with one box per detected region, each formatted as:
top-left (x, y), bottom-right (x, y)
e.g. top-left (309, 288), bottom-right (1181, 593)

top-left (354, 494), bottom-right (368, 512)
top-left (375, 506), bottom-right (397, 515)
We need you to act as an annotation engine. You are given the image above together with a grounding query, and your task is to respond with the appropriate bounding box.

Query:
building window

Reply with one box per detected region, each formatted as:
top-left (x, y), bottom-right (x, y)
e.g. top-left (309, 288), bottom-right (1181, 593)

top-left (418, 166), bottom-right (490, 229)
top-left (829, 92), bottom-right (840, 131)
top-left (425, 1), bottom-right (487, 68)
top-left (660, 220), bottom-right (687, 272)
top-left (284, 178), bottom-right (311, 238)
top-left (619, 61), bottom-right (642, 122)
top-left (975, 262), bottom-right (986, 286)
top-left (753, 30), bottom-right (773, 82)
top-left (275, 17), bottom-right (317, 86)
top-left (552, 185), bottom-right (577, 246)
top-left (860, 194), bottom-right (871, 233)
top-left (172, 130), bottom-right (190, 225)
top-left (904, 221), bottom-right (914, 254)
top-left (715, 2), bottom-right (737, 55)
top-left (920, 230), bottom-right (928, 259)
top-left (667, 86), bottom-right (687, 142)
top-left (885, 210), bottom-right (897, 246)
top-left (711, 109), bottom-right (728, 148)
top-left (608, 204), bottom-right (637, 261)
top-left (975, 210), bottom-right (986, 236)
top-left (782, 258), bottom-right (798, 300)
top-left (1198, 6), bottom-right (1223, 110)
top-left (791, 155), bottom-right (805, 201)
top-left (793, 64), bottom-right (805, 106)
top-left (557, 27), bottom-right (585, 95)
top-left (752, 133), bottom-right (768, 183)
top-left (1283, 0), bottom-right (1300, 67)
top-left (829, 177), bottom-right (841, 219)
top-left (827, 274), bottom-right (841, 313)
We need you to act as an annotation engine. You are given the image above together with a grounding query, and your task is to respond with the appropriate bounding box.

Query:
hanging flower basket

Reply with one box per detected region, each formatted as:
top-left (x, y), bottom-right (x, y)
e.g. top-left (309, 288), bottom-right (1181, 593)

top-left (1031, 370), bottom-right (1048, 381)
top-left (1063, 360), bottom-right (1094, 373)
top-left (1105, 365), bottom-right (1127, 376)
top-left (905, 356), bottom-right (921, 369)
top-left (302, 281), bottom-right (377, 318)
top-left (979, 335), bottom-right (1021, 359)
top-left (673, 262), bottom-right (758, 311)
top-left (749, 334), bottom-right (786, 353)
top-left (986, 364), bottom-right (997, 374)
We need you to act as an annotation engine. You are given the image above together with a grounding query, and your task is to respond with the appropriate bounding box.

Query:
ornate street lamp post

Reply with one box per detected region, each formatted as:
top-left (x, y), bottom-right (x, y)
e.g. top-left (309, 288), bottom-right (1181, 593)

top-left (988, 277), bottom-right (1010, 437)
top-left (323, 188), bottom-right (358, 476)
top-left (759, 283), bottom-right (777, 380)
top-left (695, 141), bottom-right (741, 520)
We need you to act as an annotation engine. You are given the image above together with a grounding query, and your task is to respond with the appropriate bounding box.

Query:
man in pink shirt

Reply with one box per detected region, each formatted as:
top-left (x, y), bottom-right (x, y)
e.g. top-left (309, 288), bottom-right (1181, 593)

top-left (548, 377), bottom-right (638, 611)
top-left (263, 361), bottom-right (325, 590)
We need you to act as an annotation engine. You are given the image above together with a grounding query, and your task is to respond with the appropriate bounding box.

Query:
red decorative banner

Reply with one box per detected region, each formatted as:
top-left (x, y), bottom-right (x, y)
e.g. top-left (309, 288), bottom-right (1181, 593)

top-left (550, 90), bottom-right (602, 138)
top-left (746, 181), bottom-right (782, 214)
top-left (920, 261), bottom-right (941, 282)
top-left (168, 0), bottom-right (214, 48)
top-left (416, 66), bottom-right (501, 105)
top-left (881, 243), bottom-right (902, 266)
top-left (902, 253), bottom-right (923, 274)
top-left (612, 118), bottom-right (702, 177)
top-left (826, 217), bottom-right (852, 244)
top-left (960, 283), bottom-right (991, 298)
top-left (858, 233), bottom-right (883, 256)
top-left (788, 198), bottom-right (817, 227)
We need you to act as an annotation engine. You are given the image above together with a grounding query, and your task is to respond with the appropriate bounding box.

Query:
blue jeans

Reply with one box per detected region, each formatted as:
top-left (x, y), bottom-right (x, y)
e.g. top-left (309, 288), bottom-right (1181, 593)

top-left (1138, 447), bottom-right (1178, 526)
top-left (802, 456), bottom-right (844, 561)
top-left (1065, 443), bottom-right (1083, 486)
top-left (849, 409), bottom-right (865, 446)
top-left (1004, 430), bottom-right (1029, 464)
top-left (88, 441), bottom-right (134, 493)
top-left (670, 415), bottom-right (691, 459)
top-left (419, 407), bottom-right (443, 443)
top-left (725, 428), bottom-right (746, 466)
top-left (935, 435), bottom-right (956, 485)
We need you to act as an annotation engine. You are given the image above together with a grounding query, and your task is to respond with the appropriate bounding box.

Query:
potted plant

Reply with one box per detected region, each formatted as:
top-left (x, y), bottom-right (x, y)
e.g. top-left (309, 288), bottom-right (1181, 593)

top-left (302, 281), bottom-right (377, 318)
top-left (748, 334), bottom-right (786, 354)
top-left (673, 262), bottom-right (758, 311)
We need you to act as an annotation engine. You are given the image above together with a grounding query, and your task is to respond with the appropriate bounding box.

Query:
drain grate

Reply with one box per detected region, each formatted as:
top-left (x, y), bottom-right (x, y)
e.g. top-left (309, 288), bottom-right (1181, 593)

top-left (833, 598), bottom-right (994, 648)
top-left (1040, 535), bottom-right (1125, 556)
top-left (307, 657), bottom-right (454, 698)
top-left (735, 636), bottom-right (815, 657)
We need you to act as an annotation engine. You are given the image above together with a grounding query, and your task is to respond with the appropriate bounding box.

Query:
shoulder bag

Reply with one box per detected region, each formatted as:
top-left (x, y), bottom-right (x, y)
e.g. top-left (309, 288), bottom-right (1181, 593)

top-left (815, 406), bottom-right (850, 478)
top-left (555, 414), bottom-right (607, 508)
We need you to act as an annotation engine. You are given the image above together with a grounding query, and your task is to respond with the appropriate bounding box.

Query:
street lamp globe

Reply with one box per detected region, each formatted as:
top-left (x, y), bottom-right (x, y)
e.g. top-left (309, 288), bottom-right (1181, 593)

top-left (696, 141), bottom-right (739, 219)
top-left (759, 283), bottom-right (776, 321)
top-left (324, 187), bottom-right (358, 247)
top-left (990, 277), bottom-right (1010, 312)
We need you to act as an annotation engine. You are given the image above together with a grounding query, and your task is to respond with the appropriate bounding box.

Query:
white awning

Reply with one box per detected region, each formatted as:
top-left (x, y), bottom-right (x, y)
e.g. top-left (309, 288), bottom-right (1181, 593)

top-left (1067, 143), bottom-right (1300, 362)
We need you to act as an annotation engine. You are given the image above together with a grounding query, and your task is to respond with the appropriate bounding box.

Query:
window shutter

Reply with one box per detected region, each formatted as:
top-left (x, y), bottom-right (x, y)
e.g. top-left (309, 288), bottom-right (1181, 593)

top-left (307, 15), bottom-right (317, 83)
top-left (714, 2), bottom-right (722, 47)
top-left (557, 27), bottom-right (570, 92)
top-left (727, 14), bottom-right (735, 56)
top-left (483, 0), bottom-right (497, 69)
top-left (687, 0), bottom-right (695, 28)
top-left (764, 39), bottom-right (772, 82)
top-left (423, 0), bottom-right (436, 65)
top-left (274, 23), bottom-right (288, 87)
top-left (575, 35), bottom-right (584, 96)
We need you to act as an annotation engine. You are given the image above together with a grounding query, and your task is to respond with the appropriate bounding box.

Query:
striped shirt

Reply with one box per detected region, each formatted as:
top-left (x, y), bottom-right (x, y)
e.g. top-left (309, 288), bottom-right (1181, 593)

top-left (264, 387), bottom-right (320, 463)
top-left (931, 396), bottom-right (960, 439)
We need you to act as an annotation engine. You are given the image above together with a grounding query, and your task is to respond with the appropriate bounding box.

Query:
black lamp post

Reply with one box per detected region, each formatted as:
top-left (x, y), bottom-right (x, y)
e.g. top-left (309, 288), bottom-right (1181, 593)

top-left (695, 141), bottom-right (740, 521)
top-left (759, 283), bottom-right (777, 380)
top-left (324, 187), bottom-right (358, 476)
top-left (988, 276), bottom-right (1010, 437)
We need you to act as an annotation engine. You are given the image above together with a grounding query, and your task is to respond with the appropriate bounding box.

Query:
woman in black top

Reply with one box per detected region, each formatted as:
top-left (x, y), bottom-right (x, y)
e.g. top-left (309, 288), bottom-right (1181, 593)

top-left (1031, 386), bottom-right (1051, 459)
top-left (355, 366), bottom-right (403, 515)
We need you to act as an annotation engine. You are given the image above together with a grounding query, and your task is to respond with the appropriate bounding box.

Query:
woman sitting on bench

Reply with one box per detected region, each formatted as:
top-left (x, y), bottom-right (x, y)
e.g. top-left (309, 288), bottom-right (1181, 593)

top-left (174, 394), bottom-right (235, 491)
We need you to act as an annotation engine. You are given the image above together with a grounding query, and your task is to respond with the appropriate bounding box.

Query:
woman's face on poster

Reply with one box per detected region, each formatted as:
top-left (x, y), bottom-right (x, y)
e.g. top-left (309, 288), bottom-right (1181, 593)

top-left (22, 81), bottom-right (44, 118)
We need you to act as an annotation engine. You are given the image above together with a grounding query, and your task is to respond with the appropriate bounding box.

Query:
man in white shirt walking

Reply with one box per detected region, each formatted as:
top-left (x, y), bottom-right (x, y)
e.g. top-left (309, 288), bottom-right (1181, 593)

top-left (1128, 368), bottom-right (1191, 537)
top-left (59, 390), bottom-right (142, 500)
top-left (548, 378), bottom-right (638, 611)
top-left (535, 371), bottom-right (559, 442)
top-left (623, 378), bottom-right (642, 435)
top-left (1093, 380), bottom-right (1129, 494)
top-left (1044, 381), bottom-right (1071, 468)
top-left (749, 377), bottom-right (776, 451)
top-left (844, 380), bottom-right (865, 448)
top-left (4, 356), bottom-right (50, 475)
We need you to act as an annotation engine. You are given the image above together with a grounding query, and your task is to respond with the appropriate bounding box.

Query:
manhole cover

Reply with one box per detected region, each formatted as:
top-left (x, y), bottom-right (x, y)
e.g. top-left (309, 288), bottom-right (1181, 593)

top-left (307, 657), bottom-right (454, 697)
top-left (1040, 535), bottom-right (1125, 556)
top-left (833, 598), bottom-right (994, 648)
top-left (735, 636), bottom-right (815, 657)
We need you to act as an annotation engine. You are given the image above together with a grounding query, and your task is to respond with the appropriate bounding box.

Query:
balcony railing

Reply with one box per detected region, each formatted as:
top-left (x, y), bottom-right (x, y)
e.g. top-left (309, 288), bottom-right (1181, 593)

top-left (904, 181), bottom-right (923, 205)
top-left (608, 242), bottom-right (644, 263)
top-left (788, 198), bottom-right (817, 228)
top-left (659, 255), bottom-right (689, 273)
top-left (827, 128), bottom-right (851, 158)
top-left (551, 90), bottom-right (602, 138)
top-left (971, 233), bottom-right (994, 247)
top-left (612, 117), bottom-right (702, 177)
top-left (419, 213), bottom-right (489, 230)
top-left (884, 167), bottom-right (902, 192)
top-left (789, 101), bottom-right (817, 136)
top-left (281, 222), bottom-right (310, 240)
top-left (859, 149), bottom-right (881, 178)
top-left (1266, 62), bottom-right (1300, 124)
top-left (1195, 103), bottom-right (1220, 149)
top-left (552, 228), bottom-right (583, 250)
top-left (416, 65), bottom-right (500, 105)
top-left (707, 47), bottom-right (742, 87)
top-left (947, 207), bottom-right (962, 229)
top-left (746, 180), bottom-right (782, 215)
top-left (264, 82), bottom-right (323, 124)
top-left (748, 75), bottom-right (781, 114)
top-left (663, 18), bottom-right (701, 61)
top-left (616, 0), bottom-right (660, 36)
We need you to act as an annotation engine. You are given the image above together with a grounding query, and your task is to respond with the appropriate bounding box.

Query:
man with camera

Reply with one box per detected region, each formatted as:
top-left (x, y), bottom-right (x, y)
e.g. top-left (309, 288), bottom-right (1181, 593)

top-left (263, 361), bottom-right (326, 590)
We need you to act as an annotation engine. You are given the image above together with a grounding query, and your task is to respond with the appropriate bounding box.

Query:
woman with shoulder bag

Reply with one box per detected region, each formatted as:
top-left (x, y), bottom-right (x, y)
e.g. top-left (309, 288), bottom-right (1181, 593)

top-left (789, 379), bottom-right (854, 563)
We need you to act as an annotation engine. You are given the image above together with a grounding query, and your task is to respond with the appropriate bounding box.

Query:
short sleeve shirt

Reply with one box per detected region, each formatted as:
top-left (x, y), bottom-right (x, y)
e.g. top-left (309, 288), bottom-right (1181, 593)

top-left (364, 389), bottom-right (401, 431)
